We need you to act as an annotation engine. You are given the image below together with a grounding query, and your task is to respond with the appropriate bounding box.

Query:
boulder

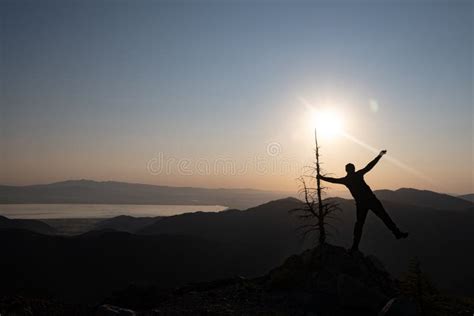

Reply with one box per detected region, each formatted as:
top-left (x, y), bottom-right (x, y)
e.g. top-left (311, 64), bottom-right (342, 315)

top-left (267, 243), bottom-right (399, 314)
top-left (378, 297), bottom-right (418, 316)
top-left (96, 304), bottom-right (136, 316)
top-left (337, 274), bottom-right (388, 312)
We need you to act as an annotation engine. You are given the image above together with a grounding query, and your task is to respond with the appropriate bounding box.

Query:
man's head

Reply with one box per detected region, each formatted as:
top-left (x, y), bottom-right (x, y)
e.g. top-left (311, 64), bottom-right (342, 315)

top-left (345, 163), bottom-right (355, 174)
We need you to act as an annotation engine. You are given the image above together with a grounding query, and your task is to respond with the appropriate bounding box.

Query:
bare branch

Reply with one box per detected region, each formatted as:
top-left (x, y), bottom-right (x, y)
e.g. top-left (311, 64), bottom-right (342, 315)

top-left (291, 142), bottom-right (344, 246)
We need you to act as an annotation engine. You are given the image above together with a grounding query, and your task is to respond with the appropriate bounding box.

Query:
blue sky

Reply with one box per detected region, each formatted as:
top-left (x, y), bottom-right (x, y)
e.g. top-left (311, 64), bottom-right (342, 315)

top-left (1, 0), bottom-right (472, 193)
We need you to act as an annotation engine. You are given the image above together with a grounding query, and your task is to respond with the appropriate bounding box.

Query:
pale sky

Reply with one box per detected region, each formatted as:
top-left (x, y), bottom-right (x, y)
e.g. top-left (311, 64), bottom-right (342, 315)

top-left (1, 0), bottom-right (472, 194)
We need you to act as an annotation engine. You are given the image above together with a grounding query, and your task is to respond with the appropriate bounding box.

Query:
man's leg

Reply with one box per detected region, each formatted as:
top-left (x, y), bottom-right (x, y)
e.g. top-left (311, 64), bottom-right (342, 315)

top-left (352, 204), bottom-right (368, 251)
top-left (370, 198), bottom-right (408, 239)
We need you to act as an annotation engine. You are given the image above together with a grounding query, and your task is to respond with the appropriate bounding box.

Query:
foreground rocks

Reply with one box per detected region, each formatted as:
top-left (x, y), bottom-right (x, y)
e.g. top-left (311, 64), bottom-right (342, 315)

top-left (266, 244), bottom-right (398, 314)
top-left (102, 244), bottom-right (413, 315)
top-left (4, 244), bottom-right (473, 315)
top-left (96, 304), bottom-right (136, 316)
top-left (102, 244), bottom-right (474, 315)
top-left (0, 296), bottom-right (89, 316)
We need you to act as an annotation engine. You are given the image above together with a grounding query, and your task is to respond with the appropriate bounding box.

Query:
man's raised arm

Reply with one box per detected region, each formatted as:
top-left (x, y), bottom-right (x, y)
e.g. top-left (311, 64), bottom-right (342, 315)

top-left (318, 175), bottom-right (345, 184)
top-left (359, 150), bottom-right (387, 174)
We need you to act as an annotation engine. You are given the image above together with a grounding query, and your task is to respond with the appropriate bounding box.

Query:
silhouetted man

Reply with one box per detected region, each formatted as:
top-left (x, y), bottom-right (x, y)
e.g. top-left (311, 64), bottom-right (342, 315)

top-left (318, 150), bottom-right (408, 251)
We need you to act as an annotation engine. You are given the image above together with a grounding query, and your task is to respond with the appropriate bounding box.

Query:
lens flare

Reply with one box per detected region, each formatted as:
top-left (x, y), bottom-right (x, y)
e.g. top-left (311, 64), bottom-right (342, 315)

top-left (340, 131), bottom-right (433, 182)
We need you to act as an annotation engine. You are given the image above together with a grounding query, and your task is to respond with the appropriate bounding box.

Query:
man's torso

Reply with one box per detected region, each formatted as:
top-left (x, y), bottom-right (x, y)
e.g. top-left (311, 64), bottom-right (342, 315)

top-left (342, 171), bottom-right (376, 203)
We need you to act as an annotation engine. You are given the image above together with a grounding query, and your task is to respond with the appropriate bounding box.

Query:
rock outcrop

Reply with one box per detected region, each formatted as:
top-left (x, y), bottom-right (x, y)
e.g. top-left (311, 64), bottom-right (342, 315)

top-left (103, 244), bottom-right (412, 315)
top-left (265, 244), bottom-right (399, 315)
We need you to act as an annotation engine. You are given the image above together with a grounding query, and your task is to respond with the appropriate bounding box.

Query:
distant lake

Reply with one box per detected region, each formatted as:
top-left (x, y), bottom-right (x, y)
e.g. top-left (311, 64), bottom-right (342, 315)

top-left (0, 204), bottom-right (228, 219)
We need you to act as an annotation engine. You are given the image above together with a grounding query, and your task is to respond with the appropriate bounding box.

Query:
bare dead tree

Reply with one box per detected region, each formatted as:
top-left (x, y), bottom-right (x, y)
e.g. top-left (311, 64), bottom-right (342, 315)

top-left (291, 129), bottom-right (341, 245)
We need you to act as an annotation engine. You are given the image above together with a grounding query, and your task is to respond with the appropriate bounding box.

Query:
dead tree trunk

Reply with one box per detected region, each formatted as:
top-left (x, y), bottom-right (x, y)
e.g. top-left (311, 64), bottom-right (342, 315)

top-left (314, 129), bottom-right (326, 244)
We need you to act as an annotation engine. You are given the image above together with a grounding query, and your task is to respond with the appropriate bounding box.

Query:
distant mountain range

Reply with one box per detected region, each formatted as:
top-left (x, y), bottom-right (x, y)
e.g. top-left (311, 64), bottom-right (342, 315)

top-left (0, 215), bottom-right (56, 234)
top-left (2, 179), bottom-right (471, 212)
top-left (94, 215), bottom-right (161, 233)
top-left (0, 229), bottom-right (235, 303)
top-left (1, 187), bottom-right (473, 303)
top-left (135, 193), bottom-right (474, 294)
top-left (373, 188), bottom-right (473, 210)
top-left (0, 179), bottom-right (291, 209)
top-left (459, 193), bottom-right (474, 203)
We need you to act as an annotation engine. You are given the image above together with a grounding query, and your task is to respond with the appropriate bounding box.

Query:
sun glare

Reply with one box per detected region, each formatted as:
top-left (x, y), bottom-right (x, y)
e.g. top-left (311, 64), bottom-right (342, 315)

top-left (312, 109), bottom-right (343, 138)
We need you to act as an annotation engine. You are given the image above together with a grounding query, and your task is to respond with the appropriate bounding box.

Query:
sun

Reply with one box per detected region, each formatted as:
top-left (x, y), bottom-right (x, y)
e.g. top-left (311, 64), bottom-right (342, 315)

top-left (311, 108), bottom-right (344, 138)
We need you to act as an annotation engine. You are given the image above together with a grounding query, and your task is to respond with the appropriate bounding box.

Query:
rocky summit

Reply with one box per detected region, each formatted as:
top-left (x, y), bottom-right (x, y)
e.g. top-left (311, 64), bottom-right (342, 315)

top-left (265, 243), bottom-right (399, 315)
top-left (100, 244), bottom-right (414, 316)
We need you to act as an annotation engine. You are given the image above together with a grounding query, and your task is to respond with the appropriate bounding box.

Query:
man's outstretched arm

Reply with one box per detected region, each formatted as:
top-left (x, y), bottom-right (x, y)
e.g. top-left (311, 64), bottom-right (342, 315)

top-left (317, 174), bottom-right (345, 184)
top-left (359, 150), bottom-right (387, 174)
